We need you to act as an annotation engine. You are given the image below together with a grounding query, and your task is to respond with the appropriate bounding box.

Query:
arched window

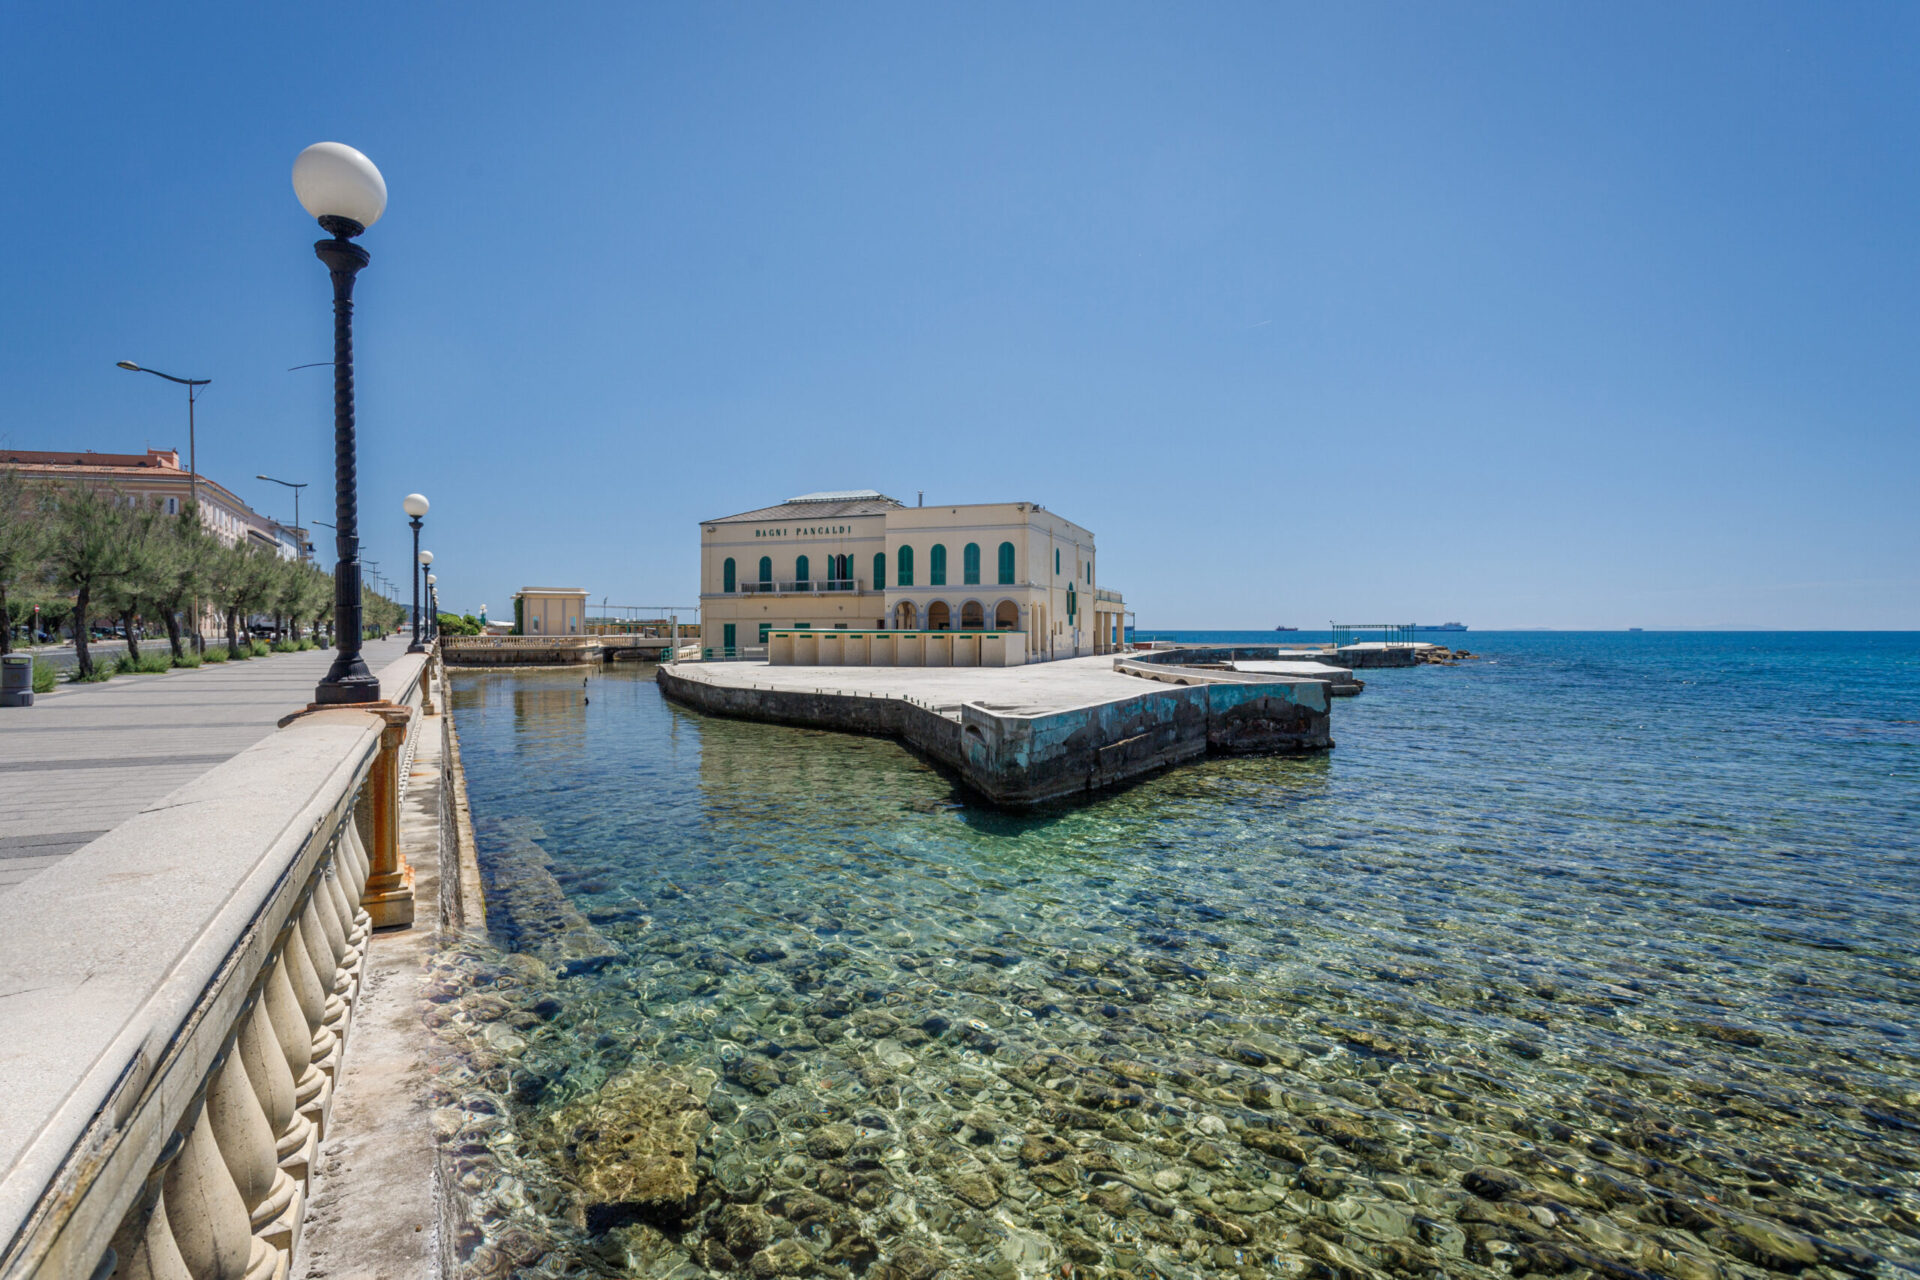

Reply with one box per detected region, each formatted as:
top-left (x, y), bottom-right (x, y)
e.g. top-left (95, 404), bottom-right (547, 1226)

top-left (758, 556), bottom-right (772, 586)
top-left (930, 544), bottom-right (947, 586)
top-left (928, 601), bottom-right (951, 630)
top-left (897, 545), bottom-right (914, 587)
top-left (961, 601), bottom-right (984, 629)
top-left (997, 542), bottom-right (1015, 585)
top-left (796, 555), bottom-right (810, 585)
top-left (873, 551), bottom-right (886, 591)
top-left (995, 600), bottom-right (1019, 630)
top-left (963, 543), bottom-right (980, 585)
top-left (723, 557), bottom-right (736, 593)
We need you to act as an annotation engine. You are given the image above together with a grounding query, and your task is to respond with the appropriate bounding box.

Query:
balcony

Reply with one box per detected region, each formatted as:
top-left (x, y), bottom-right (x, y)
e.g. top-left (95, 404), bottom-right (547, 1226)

top-left (735, 578), bottom-right (863, 595)
top-left (1095, 587), bottom-right (1123, 604)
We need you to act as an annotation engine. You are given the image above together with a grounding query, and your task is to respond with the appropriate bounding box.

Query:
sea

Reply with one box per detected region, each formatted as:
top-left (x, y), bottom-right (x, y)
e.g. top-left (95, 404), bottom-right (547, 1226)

top-left (432, 632), bottom-right (1920, 1279)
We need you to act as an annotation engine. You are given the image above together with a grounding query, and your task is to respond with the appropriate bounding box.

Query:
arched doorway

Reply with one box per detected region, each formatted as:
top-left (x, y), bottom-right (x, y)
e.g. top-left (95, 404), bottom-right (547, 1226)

top-left (994, 600), bottom-right (1018, 630)
top-left (927, 601), bottom-right (951, 631)
top-left (894, 600), bottom-right (918, 630)
top-left (960, 601), bottom-right (984, 629)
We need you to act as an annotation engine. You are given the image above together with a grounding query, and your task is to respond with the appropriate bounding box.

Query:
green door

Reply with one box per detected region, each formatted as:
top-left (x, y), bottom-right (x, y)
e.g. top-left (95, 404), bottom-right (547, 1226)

top-left (723, 623), bottom-right (736, 653)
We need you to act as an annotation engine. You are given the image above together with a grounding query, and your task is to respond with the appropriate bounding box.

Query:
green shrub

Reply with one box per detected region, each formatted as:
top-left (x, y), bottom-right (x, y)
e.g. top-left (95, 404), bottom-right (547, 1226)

top-left (271, 638), bottom-right (301, 653)
top-left (71, 667), bottom-right (114, 683)
top-left (247, 639), bottom-right (271, 657)
top-left (202, 647), bottom-right (230, 663)
top-left (32, 659), bottom-right (57, 693)
top-left (173, 651), bottom-right (203, 669)
top-left (113, 653), bottom-right (174, 676)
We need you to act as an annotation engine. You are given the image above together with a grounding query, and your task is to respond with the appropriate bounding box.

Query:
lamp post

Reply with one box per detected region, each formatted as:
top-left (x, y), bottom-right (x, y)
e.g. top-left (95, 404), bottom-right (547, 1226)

top-left (416, 546), bottom-right (434, 648)
top-left (426, 574), bottom-right (439, 641)
top-left (293, 140), bottom-right (387, 705)
top-left (117, 361), bottom-right (210, 650)
top-left (404, 495), bottom-right (430, 651)
top-left (258, 475), bottom-right (309, 561)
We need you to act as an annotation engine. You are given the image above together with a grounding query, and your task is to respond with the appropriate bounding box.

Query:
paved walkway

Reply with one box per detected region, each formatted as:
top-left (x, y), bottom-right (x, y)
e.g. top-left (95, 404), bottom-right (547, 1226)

top-left (0, 638), bottom-right (412, 894)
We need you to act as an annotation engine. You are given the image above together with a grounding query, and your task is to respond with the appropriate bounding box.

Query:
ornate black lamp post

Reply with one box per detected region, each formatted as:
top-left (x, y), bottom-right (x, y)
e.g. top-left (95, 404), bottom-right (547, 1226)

top-left (293, 141), bottom-right (388, 704)
top-left (426, 574), bottom-right (439, 639)
top-left (417, 548), bottom-right (435, 642)
top-left (404, 494), bottom-right (430, 652)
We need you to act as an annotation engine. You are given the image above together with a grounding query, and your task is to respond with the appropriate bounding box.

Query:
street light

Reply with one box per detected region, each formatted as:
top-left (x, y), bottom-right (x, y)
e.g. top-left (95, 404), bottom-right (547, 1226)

top-left (426, 573), bottom-right (438, 641)
top-left (417, 546), bottom-right (434, 648)
top-left (404, 494), bottom-right (430, 652)
top-left (293, 140), bottom-right (387, 705)
top-left (118, 360), bottom-right (211, 651)
top-left (258, 475), bottom-right (309, 560)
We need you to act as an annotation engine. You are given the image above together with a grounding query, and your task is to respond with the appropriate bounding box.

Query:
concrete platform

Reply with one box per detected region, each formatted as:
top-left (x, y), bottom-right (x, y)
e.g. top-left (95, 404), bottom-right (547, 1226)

top-left (657, 653), bottom-right (1332, 807)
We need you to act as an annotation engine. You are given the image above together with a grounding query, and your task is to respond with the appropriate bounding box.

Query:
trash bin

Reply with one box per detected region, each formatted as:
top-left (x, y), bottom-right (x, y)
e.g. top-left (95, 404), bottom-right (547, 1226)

top-left (0, 653), bottom-right (33, 708)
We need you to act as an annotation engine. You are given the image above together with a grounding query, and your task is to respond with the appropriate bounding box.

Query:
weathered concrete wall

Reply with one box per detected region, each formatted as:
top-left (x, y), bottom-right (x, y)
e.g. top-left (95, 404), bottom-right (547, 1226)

top-left (657, 664), bottom-right (1330, 809)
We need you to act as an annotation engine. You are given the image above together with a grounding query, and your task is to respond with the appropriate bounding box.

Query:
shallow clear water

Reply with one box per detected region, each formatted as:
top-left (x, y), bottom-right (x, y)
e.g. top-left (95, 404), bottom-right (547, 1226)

top-left (433, 634), bottom-right (1920, 1280)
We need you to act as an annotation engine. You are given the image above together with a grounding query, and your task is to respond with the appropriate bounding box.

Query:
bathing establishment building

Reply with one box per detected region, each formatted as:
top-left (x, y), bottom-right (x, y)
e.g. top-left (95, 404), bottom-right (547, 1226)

top-left (698, 490), bottom-right (1125, 662)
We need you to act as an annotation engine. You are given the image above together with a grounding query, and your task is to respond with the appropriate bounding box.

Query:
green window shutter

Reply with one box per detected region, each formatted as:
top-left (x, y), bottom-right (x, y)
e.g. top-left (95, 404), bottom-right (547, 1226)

top-left (963, 543), bottom-right (980, 585)
top-left (723, 558), bottom-right (736, 593)
top-left (758, 623), bottom-right (771, 643)
top-left (1055, 549), bottom-right (1060, 575)
top-left (898, 545), bottom-right (914, 587)
top-left (796, 555), bottom-right (809, 582)
top-left (1068, 585), bottom-right (1076, 622)
top-left (758, 556), bottom-right (772, 584)
top-left (723, 623), bottom-right (736, 651)
top-left (930, 544), bottom-right (946, 586)
top-left (873, 551), bottom-right (886, 590)
top-left (998, 542), bottom-right (1015, 584)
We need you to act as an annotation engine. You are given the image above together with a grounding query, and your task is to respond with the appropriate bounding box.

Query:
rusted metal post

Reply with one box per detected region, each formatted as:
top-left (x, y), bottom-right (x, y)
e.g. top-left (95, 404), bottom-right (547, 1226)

top-left (358, 706), bottom-right (416, 928)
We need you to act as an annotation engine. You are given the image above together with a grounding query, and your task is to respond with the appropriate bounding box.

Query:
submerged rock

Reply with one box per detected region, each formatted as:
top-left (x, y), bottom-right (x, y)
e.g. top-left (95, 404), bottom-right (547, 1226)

top-left (539, 1068), bottom-right (710, 1224)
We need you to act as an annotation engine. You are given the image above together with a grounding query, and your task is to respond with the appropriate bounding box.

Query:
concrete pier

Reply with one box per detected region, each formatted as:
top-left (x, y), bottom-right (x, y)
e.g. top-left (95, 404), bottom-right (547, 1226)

top-left (657, 652), bottom-right (1332, 807)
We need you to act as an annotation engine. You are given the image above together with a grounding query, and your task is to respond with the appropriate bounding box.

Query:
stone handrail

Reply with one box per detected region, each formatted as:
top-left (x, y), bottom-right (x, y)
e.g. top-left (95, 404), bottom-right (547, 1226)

top-left (0, 650), bottom-right (432, 1280)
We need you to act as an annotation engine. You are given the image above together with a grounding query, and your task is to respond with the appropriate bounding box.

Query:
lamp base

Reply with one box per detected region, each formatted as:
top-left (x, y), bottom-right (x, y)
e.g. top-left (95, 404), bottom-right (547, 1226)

top-left (313, 674), bottom-right (382, 705)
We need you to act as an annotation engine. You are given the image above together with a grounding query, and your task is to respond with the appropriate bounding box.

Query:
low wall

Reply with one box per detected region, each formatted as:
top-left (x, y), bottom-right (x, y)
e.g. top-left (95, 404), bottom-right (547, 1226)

top-left (657, 664), bottom-right (1329, 808)
top-left (0, 653), bottom-right (436, 1280)
top-left (443, 636), bottom-right (599, 666)
top-left (767, 629), bottom-right (1027, 668)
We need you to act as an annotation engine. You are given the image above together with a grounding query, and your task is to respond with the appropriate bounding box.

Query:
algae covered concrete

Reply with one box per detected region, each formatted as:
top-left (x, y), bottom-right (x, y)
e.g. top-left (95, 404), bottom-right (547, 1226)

top-left (658, 653), bottom-right (1331, 807)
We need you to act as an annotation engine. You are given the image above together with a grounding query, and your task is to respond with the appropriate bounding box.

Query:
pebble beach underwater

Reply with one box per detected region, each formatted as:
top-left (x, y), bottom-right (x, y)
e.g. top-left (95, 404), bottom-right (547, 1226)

top-left (429, 632), bottom-right (1920, 1279)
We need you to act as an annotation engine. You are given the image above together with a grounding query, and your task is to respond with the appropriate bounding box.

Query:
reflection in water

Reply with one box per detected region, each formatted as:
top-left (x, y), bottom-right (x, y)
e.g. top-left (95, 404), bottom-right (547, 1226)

top-left (431, 638), bottom-right (1920, 1279)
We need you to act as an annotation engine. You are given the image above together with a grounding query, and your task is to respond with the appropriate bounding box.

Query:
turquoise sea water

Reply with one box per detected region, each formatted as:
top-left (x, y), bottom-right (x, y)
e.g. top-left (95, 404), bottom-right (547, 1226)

top-left (436, 633), bottom-right (1920, 1280)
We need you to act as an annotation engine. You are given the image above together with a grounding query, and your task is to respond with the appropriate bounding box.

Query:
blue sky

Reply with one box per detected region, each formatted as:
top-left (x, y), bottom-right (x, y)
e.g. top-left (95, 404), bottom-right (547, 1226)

top-left (4, 3), bottom-right (1915, 629)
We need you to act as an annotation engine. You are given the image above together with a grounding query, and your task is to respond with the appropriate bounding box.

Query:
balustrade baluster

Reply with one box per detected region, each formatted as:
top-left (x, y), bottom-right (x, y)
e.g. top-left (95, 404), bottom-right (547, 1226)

top-left (264, 953), bottom-right (322, 1110)
top-left (118, 1188), bottom-right (191, 1280)
top-left (282, 917), bottom-right (339, 1067)
top-left (296, 898), bottom-right (348, 1038)
top-left (310, 873), bottom-right (354, 997)
top-left (162, 1101), bottom-right (263, 1280)
top-left (206, 1048), bottom-right (293, 1225)
top-left (238, 985), bottom-right (312, 1169)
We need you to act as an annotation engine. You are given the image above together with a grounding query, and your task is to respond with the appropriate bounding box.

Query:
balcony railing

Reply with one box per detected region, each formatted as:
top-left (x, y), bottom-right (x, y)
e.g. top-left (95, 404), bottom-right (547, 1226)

top-left (736, 578), bottom-right (862, 595)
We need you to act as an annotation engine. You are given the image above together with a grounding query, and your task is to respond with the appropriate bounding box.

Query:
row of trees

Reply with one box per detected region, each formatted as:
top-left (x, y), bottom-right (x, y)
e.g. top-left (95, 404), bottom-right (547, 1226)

top-left (1, 471), bottom-right (406, 677)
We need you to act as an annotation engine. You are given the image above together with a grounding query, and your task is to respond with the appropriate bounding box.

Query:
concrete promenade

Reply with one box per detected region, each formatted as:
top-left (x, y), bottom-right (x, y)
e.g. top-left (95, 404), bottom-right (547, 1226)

top-left (659, 651), bottom-right (1333, 805)
top-left (0, 637), bottom-right (410, 894)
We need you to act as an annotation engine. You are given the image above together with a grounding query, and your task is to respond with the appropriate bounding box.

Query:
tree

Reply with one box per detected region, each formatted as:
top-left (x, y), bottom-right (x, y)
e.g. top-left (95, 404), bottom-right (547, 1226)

top-left (0, 469), bottom-right (50, 655)
top-left (207, 542), bottom-right (277, 657)
top-left (144, 502), bottom-right (216, 661)
top-left (94, 505), bottom-right (165, 663)
top-left (43, 485), bottom-right (136, 677)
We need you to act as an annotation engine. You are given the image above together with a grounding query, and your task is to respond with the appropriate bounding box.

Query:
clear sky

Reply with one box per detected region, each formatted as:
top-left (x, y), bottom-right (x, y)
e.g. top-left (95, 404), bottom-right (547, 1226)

top-left (4, 3), bottom-right (1915, 629)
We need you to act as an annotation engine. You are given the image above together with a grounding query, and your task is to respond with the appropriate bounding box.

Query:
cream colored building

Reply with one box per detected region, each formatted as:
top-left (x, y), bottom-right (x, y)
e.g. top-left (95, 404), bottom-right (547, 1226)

top-left (698, 490), bottom-right (1125, 662)
top-left (514, 587), bottom-right (589, 636)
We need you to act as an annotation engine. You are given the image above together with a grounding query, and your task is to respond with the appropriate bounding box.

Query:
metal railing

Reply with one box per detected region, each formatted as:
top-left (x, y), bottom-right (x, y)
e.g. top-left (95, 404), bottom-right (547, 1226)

top-left (735, 578), bottom-right (861, 595)
top-left (1331, 622), bottom-right (1416, 648)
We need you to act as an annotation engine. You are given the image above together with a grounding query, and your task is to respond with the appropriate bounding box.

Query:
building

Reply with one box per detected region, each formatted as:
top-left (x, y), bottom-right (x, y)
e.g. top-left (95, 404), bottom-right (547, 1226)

top-left (698, 490), bottom-right (1125, 662)
top-left (513, 587), bottom-right (589, 636)
top-left (1, 448), bottom-right (305, 560)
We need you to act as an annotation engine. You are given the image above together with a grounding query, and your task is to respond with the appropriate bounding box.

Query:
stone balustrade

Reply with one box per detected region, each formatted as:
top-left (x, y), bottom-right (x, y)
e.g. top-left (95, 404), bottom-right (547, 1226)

top-left (0, 650), bottom-right (436, 1280)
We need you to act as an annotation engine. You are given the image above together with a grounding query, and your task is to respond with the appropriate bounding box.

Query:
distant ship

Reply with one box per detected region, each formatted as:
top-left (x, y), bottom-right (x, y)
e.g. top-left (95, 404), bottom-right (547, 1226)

top-left (1628, 627), bottom-right (1644, 632)
top-left (1417, 622), bottom-right (1469, 632)
top-left (1273, 625), bottom-right (1299, 632)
